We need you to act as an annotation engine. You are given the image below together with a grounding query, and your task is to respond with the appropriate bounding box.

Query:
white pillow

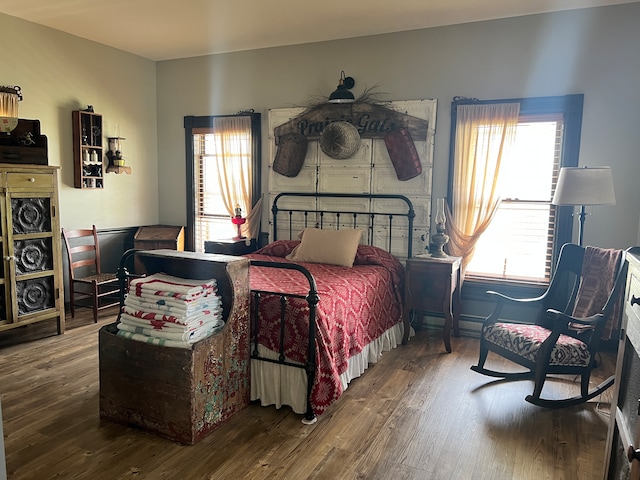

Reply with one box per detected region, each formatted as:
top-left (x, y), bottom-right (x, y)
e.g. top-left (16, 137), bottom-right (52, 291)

top-left (286, 228), bottom-right (363, 267)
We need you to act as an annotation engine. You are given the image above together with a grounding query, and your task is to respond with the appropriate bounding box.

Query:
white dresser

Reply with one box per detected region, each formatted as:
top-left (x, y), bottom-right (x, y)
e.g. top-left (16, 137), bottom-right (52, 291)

top-left (605, 246), bottom-right (640, 479)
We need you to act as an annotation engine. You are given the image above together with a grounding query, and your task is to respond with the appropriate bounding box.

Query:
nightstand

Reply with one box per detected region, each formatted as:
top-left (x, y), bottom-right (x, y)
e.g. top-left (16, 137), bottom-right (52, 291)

top-left (204, 238), bottom-right (257, 256)
top-left (403, 255), bottom-right (462, 352)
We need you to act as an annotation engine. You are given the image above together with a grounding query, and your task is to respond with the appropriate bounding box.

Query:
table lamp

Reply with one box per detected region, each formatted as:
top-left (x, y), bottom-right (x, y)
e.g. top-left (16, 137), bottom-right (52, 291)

top-left (231, 205), bottom-right (246, 240)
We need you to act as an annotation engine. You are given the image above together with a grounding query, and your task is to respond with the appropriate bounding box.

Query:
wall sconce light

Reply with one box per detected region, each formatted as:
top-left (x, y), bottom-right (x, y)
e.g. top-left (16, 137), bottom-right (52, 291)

top-left (0, 86), bottom-right (22, 133)
top-left (328, 71), bottom-right (355, 103)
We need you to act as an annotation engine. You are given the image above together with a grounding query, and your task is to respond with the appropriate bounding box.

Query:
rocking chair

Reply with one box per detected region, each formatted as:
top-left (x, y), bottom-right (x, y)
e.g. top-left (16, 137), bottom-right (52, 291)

top-left (471, 243), bottom-right (627, 408)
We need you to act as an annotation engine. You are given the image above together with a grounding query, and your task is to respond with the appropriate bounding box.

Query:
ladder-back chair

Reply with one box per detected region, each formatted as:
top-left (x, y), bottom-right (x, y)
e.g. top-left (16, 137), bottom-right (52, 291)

top-left (62, 225), bottom-right (120, 323)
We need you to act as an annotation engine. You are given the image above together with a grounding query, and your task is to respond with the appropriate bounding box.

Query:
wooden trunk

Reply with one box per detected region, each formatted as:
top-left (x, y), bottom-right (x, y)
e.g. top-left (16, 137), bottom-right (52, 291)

top-left (99, 251), bottom-right (250, 444)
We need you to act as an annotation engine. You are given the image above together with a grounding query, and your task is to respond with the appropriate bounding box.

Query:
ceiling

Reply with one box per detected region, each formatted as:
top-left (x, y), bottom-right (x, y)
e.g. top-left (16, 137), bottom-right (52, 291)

top-left (0, 0), bottom-right (635, 61)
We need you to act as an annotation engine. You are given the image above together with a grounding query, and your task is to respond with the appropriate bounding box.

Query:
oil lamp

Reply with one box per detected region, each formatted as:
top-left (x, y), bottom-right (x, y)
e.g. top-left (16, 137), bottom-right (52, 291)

top-left (231, 205), bottom-right (246, 240)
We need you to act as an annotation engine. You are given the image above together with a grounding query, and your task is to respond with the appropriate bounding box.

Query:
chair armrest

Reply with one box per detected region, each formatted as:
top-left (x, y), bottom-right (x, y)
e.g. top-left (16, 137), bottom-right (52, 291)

top-left (486, 290), bottom-right (546, 304)
top-left (545, 308), bottom-right (605, 328)
top-left (483, 290), bottom-right (546, 326)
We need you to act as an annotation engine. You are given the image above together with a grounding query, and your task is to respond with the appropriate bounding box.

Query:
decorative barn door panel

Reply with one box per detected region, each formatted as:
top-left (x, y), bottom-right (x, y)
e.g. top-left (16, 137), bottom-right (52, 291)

top-left (268, 99), bottom-right (436, 259)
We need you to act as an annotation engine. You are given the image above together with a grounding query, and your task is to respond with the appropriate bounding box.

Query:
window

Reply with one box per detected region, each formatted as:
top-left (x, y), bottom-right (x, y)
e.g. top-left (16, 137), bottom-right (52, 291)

top-left (448, 95), bottom-right (583, 284)
top-left (184, 113), bottom-right (261, 252)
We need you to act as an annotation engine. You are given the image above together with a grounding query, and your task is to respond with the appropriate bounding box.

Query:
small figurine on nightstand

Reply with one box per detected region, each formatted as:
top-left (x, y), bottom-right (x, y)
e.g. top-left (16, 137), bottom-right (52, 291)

top-left (231, 205), bottom-right (246, 240)
top-left (431, 198), bottom-right (449, 258)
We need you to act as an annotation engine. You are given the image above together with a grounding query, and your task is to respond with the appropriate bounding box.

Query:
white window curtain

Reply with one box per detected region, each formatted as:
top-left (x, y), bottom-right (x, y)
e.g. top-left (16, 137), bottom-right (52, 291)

top-left (446, 102), bottom-right (520, 276)
top-left (194, 116), bottom-right (261, 249)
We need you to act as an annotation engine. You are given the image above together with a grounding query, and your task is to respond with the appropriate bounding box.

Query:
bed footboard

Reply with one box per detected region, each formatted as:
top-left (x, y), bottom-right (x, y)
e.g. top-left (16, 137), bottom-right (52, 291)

top-left (249, 260), bottom-right (319, 423)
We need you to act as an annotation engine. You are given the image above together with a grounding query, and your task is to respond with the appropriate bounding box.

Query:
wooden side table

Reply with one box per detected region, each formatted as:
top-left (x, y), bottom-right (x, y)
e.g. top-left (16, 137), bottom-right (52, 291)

top-left (403, 255), bottom-right (462, 352)
top-left (204, 238), bottom-right (257, 256)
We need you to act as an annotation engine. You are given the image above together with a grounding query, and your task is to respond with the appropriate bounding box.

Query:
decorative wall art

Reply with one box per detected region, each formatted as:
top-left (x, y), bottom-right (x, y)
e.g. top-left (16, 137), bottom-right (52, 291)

top-left (272, 132), bottom-right (308, 177)
top-left (318, 121), bottom-right (361, 159)
top-left (268, 98), bottom-right (437, 260)
top-left (383, 128), bottom-right (422, 181)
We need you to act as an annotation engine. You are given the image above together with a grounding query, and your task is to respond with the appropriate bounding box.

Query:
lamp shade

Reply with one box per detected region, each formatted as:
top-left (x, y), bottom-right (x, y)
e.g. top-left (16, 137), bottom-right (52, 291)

top-left (551, 166), bottom-right (616, 206)
top-left (328, 86), bottom-right (355, 103)
top-left (0, 85), bottom-right (22, 133)
top-left (328, 71), bottom-right (355, 103)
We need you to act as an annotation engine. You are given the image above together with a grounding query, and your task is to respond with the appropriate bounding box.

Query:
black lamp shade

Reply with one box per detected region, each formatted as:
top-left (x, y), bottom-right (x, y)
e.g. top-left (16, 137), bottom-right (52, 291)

top-left (328, 72), bottom-right (355, 103)
top-left (329, 87), bottom-right (355, 103)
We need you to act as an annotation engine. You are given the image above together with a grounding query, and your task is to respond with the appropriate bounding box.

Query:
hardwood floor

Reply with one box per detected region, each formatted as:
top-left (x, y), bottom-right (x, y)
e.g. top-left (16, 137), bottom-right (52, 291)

top-left (0, 310), bottom-right (614, 479)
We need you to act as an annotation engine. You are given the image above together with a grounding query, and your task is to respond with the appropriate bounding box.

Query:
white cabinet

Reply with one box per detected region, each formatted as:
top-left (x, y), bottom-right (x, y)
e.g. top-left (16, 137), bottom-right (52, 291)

top-left (605, 246), bottom-right (640, 479)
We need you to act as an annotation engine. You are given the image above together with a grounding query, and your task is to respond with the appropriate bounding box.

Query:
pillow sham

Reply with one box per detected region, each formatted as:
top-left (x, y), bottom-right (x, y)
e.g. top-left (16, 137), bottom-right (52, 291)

top-left (286, 228), bottom-right (363, 267)
top-left (252, 239), bottom-right (300, 258)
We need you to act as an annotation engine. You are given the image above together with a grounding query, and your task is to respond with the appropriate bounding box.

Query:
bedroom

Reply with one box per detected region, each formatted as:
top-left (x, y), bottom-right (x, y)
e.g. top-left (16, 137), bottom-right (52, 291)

top-left (0, 1), bottom-right (639, 478)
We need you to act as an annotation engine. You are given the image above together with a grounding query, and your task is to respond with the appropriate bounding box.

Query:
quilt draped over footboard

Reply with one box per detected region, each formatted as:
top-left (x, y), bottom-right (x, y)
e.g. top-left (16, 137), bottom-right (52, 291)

top-left (246, 240), bottom-right (405, 415)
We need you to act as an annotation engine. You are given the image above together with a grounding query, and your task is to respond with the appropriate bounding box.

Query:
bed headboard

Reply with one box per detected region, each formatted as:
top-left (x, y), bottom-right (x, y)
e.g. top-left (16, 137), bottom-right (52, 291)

top-left (270, 192), bottom-right (415, 259)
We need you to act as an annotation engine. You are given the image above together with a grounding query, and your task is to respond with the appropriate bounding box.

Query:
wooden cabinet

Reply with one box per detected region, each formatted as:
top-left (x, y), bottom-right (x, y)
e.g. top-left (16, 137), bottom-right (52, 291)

top-left (0, 119), bottom-right (48, 165)
top-left (605, 246), bottom-right (640, 479)
top-left (72, 110), bottom-right (104, 189)
top-left (99, 250), bottom-right (250, 444)
top-left (403, 255), bottom-right (462, 352)
top-left (0, 164), bottom-right (65, 334)
top-left (133, 225), bottom-right (185, 273)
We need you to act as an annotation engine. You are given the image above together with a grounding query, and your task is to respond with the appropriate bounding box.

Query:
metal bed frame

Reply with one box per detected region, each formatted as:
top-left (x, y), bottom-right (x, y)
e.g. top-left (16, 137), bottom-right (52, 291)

top-left (250, 192), bottom-right (415, 422)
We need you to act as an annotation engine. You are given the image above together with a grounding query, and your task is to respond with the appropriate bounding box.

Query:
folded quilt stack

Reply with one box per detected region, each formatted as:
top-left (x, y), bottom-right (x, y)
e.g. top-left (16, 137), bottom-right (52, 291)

top-left (116, 273), bottom-right (224, 349)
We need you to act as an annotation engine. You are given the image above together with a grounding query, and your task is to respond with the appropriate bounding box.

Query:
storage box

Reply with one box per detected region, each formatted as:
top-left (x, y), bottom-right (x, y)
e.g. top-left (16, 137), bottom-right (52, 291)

top-left (99, 251), bottom-right (250, 444)
top-left (0, 118), bottom-right (48, 165)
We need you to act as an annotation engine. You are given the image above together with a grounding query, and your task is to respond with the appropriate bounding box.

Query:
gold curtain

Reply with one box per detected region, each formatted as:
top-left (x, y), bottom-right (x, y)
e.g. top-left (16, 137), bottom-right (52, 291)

top-left (211, 116), bottom-right (261, 239)
top-left (446, 102), bottom-right (520, 275)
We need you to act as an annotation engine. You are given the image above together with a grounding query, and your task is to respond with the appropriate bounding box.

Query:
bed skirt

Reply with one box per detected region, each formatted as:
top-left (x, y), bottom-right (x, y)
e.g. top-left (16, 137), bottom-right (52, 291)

top-left (250, 322), bottom-right (408, 415)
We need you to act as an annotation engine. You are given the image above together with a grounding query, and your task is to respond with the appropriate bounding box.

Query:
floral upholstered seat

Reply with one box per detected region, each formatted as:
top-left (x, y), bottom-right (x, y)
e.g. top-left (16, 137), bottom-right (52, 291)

top-left (483, 322), bottom-right (591, 367)
top-left (471, 243), bottom-right (628, 408)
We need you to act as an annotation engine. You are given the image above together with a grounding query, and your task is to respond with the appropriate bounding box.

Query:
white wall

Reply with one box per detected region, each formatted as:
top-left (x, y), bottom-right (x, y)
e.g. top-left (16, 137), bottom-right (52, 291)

top-left (156, 3), bottom-right (640, 250)
top-left (0, 13), bottom-right (159, 230)
top-left (1, 5), bottom-right (638, 250)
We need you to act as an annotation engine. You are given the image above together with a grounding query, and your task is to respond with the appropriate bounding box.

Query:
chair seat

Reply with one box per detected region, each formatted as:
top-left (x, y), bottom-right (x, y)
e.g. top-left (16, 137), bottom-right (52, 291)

top-left (484, 322), bottom-right (591, 367)
top-left (76, 272), bottom-right (117, 284)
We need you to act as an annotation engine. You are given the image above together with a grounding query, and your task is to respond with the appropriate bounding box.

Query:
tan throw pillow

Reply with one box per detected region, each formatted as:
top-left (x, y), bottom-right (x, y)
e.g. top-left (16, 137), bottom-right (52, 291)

top-left (286, 228), bottom-right (363, 267)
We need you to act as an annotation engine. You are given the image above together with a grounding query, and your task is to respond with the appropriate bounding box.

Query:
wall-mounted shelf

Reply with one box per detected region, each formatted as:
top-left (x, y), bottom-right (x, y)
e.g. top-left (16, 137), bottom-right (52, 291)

top-left (106, 165), bottom-right (131, 174)
top-left (106, 136), bottom-right (131, 174)
top-left (72, 110), bottom-right (104, 189)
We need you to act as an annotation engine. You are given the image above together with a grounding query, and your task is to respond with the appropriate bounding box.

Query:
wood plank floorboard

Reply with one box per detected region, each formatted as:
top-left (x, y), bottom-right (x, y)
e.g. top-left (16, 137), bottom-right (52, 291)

top-left (0, 309), bottom-right (614, 479)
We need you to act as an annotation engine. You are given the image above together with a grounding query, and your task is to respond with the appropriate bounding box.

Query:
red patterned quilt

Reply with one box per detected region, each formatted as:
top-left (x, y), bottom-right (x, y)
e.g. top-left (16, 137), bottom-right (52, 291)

top-left (246, 240), bottom-right (404, 415)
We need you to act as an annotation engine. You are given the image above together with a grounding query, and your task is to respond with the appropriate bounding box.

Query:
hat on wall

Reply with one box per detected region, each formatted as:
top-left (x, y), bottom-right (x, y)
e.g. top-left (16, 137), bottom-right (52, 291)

top-left (319, 121), bottom-right (361, 159)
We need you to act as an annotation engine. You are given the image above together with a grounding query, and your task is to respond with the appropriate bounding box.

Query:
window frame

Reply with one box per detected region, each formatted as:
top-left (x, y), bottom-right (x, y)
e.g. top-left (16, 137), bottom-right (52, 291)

top-left (184, 113), bottom-right (262, 252)
top-left (447, 94), bottom-right (583, 294)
